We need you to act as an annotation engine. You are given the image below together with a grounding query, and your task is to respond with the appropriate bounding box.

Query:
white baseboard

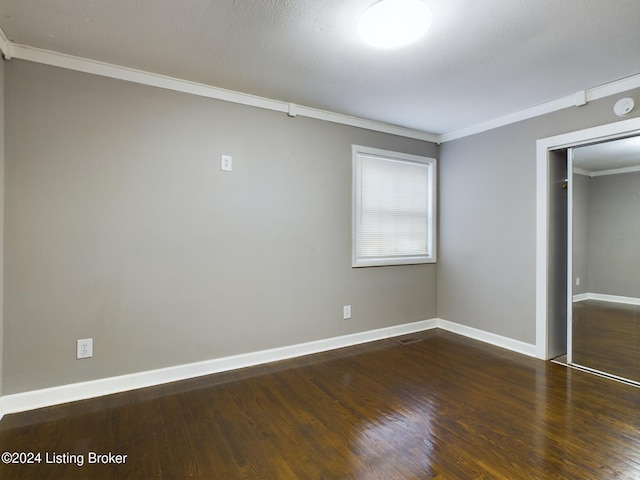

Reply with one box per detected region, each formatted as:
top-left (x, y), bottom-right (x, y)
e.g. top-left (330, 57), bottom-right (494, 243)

top-left (572, 293), bottom-right (590, 302)
top-left (436, 318), bottom-right (537, 357)
top-left (0, 317), bottom-right (537, 419)
top-left (0, 319), bottom-right (439, 419)
top-left (573, 292), bottom-right (640, 306)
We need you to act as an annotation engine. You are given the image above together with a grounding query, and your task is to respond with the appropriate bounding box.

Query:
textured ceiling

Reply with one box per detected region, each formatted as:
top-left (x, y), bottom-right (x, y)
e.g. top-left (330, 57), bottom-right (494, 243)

top-left (1, 0), bottom-right (639, 135)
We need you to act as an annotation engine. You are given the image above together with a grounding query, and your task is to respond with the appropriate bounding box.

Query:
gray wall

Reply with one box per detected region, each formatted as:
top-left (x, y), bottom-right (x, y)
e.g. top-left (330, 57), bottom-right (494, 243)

top-left (586, 171), bottom-right (640, 297)
top-left (3, 60), bottom-right (438, 394)
top-left (572, 173), bottom-right (590, 296)
top-left (4, 57), bottom-right (640, 395)
top-left (438, 87), bottom-right (640, 344)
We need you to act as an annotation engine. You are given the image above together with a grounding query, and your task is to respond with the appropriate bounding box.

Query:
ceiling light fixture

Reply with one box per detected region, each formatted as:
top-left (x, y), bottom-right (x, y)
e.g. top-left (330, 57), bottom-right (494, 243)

top-left (358, 0), bottom-right (432, 49)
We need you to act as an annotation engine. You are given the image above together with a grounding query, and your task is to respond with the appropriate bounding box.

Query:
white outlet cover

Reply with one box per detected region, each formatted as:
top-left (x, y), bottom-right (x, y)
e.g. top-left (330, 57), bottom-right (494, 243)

top-left (77, 338), bottom-right (93, 359)
top-left (221, 154), bottom-right (233, 171)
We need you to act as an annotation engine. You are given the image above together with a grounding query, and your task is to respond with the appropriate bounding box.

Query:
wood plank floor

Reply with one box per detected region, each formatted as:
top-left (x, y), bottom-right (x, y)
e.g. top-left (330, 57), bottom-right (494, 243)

top-left (1, 329), bottom-right (639, 479)
top-left (572, 300), bottom-right (640, 383)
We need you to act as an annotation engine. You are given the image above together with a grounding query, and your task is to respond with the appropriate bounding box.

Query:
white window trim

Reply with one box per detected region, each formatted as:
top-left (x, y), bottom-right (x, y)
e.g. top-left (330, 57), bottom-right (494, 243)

top-left (352, 145), bottom-right (437, 267)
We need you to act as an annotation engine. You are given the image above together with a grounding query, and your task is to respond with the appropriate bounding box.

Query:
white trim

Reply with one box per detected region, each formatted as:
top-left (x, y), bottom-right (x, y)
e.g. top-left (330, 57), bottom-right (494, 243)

top-left (575, 164), bottom-right (640, 177)
top-left (0, 27), bottom-right (12, 59)
top-left (573, 167), bottom-right (591, 177)
top-left (588, 74), bottom-right (640, 102)
top-left (567, 147), bottom-right (574, 363)
top-left (574, 292), bottom-right (640, 306)
top-left (0, 319), bottom-right (438, 418)
top-left (551, 357), bottom-right (640, 388)
top-left (535, 140), bottom-right (550, 359)
top-left (296, 105), bottom-right (437, 142)
top-left (572, 293), bottom-right (590, 302)
top-left (351, 145), bottom-right (437, 267)
top-left (0, 29), bottom-right (638, 144)
top-left (440, 74), bottom-right (640, 142)
top-left (442, 95), bottom-right (576, 142)
top-left (0, 317), bottom-right (542, 419)
top-left (536, 117), bottom-right (640, 359)
top-left (589, 165), bottom-right (640, 177)
top-left (0, 40), bottom-right (438, 143)
top-left (14, 43), bottom-right (288, 113)
top-left (436, 318), bottom-right (537, 357)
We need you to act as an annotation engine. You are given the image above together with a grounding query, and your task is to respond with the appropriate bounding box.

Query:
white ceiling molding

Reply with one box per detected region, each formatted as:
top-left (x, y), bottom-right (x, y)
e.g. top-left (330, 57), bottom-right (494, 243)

top-left (573, 167), bottom-right (591, 177)
top-left (588, 75), bottom-right (640, 102)
top-left (0, 29), bottom-right (639, 145)
top-left (13, 42), bottom-right (290, 113)
top-left (439, 96), bottom-right (578, 142)
top-left (440, 75), bottom-right (640, 142)
top-left (587, 165), bottom-right (640, 178)
top-left (0, 35), bottom-right (438, 143)
top-left (574, 165), bottom-right (640, 178)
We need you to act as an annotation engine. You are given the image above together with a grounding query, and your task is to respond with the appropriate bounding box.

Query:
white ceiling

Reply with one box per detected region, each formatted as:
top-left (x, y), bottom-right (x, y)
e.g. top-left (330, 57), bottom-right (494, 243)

top-left (1, 0), bottom-right (640, 136)
top-left (573, 135), bottom-right (640, 172)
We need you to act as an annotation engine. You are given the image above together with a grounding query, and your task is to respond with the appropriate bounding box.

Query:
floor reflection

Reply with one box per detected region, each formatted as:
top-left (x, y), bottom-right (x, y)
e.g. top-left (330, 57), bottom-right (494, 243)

top-left (572, 300), bottom-right (640, 383)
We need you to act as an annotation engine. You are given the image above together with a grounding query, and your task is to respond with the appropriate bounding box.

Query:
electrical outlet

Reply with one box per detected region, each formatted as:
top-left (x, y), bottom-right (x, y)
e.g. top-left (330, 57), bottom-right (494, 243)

top-left (77, 338), bottom-right (93, 359)
top-left (343, 305), bottom-right (352, 320)
top-left (221, 154), bottom-right (233, 172)
top-left (576, 277), bottom-right (581, 286)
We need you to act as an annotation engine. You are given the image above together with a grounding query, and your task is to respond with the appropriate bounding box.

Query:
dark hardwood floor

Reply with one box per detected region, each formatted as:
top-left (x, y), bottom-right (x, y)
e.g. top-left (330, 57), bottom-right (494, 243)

top-left (572, 300), bottom-right (640, 383)
top-left (1, 329), bottom-right (639, 479)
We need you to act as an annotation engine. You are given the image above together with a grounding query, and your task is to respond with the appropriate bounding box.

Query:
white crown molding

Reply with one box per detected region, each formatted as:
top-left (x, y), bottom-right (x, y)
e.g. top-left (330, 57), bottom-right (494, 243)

top-left (573, 167), bottom-right (591, 177)
top-left (0, 37), bottom-right (438, 143)
top-left (440, 75), bottom-right (640, 143)
top-left (588, 74), bottom-right (640, 102)
top-left (1, 29), bottom-right (639, 144)
top-left (1, 28), bottom-right (640, 144)
top-left (294, 104), bottom-right (438, 142)
top-left (589, 164), bottom-right (640, 177)
top-left (574, 164), bottom-right (640, 177)
top-left (440, 96), bottom-right (577, 143)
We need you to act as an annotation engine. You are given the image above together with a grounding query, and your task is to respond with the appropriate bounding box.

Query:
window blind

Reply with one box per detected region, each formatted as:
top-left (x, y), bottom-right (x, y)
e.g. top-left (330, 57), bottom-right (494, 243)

top-left (353, 149), bottom-right (434, 267)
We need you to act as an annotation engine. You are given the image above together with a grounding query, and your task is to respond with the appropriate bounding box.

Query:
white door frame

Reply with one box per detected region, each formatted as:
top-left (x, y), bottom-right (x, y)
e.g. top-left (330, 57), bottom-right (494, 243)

top-left (535, 117), bottom-right (640, 360)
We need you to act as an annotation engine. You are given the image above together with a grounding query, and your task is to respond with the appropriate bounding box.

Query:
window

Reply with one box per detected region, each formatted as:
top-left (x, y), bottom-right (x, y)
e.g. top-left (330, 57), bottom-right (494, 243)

top-left (352, 145), bottom-right (436, 267)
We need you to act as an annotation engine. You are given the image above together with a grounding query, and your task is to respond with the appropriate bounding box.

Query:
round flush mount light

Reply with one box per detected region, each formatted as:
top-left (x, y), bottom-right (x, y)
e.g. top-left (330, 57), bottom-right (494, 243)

top-left (358, 0), bottom-right (432, 49)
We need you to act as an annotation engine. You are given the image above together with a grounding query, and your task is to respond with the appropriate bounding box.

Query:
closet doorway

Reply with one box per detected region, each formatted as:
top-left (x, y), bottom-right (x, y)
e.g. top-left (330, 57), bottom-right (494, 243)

top-left (536, 117), bottom-right (640, 386)
top-left (567, 137), bottom-right (640, 384)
